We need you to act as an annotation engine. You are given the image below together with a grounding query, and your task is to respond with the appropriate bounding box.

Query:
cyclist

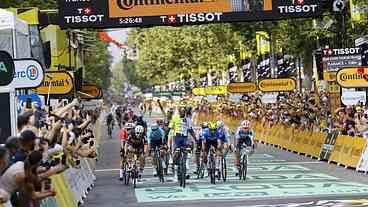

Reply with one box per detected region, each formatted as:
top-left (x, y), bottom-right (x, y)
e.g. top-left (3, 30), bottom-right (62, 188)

top-left (106, 112), bottom-right (114, 138)
top-left (202, 121), bottom-right (220, 172)
top-left (168, 107), bottom-right (196, 177)
top-left (147, 122), bottom-right (166, 176)
top-left (125, 125), bottom-right (147, 179)
top-left (194, 122), bottom-right (208, 174)
top-left (115, 106), bottom-right (122, 128)
top-left (234, 120), bottom-right (255, 176)
top-left (217, 120), bottom-right (230, 155)
top-left (119, 122), bottom-right (135, 181)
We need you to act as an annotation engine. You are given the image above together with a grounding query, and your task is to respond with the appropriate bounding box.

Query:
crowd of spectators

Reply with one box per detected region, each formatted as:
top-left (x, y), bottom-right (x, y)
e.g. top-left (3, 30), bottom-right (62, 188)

top-left (196, 90), bottom-right (368, 138)
top-left (0, 98), bottom-right (100, 207)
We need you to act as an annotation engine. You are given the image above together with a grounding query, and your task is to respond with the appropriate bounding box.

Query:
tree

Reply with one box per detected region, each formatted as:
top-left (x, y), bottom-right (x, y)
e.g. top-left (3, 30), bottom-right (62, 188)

top-left (84, 40), bottom-right (112, 90)
top-left (1, 0), bottom-right (57, 9)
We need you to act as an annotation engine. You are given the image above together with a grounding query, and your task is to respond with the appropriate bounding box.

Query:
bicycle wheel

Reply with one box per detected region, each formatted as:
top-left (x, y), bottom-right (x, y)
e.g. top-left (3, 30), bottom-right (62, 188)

top-left (241, 154), bottom-right (248, 181)
top-left (221, 156), bottom-right (227, 182)
top-left (133, 169), bottom-right (137, 188)
top-left (180, 152), bottom-right (187, 188)
top-left (209, 155), bottom-right (216, 184)
top-left (124, 163), bottom-right (130, 185)
top-left (156, 151), bottom-right (164, 183)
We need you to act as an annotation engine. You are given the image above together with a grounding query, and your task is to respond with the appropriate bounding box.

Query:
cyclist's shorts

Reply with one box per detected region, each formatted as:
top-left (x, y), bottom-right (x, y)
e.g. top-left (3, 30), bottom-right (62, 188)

top-left (150, 139), bottom-right (163, 150)
top-left (127, 143), bottom-right (144, 155)
top-left (237, 137), bottom-right (253, 149)
top-left (196, 139), bottom-right (203, 152)
top-left (218, 136), bottom-right (229, 144)
top-left (174, 134), bottom-right (188, 149)
top-left (205, 139), bottom-right (218, 153)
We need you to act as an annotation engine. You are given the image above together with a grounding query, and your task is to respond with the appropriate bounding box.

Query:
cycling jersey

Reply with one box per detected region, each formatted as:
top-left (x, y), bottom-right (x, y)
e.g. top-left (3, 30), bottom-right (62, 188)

top-left (235, 128), bottom-right (254, 147)
top-left (119, 128), bottom-right (128, 142)
top-left (202, 128), bottom-right (217, 141)
top-left (217, 127), bottom-right (230, 143)
top-left (147, 128), bottom-right (165, 144)
top-left (169, 115), bottom-right (193, 137)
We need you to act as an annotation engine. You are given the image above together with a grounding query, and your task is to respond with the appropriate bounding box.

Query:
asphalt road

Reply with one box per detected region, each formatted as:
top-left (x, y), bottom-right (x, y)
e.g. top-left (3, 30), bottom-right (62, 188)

top-left (84, 114), bottom-right (368, 207)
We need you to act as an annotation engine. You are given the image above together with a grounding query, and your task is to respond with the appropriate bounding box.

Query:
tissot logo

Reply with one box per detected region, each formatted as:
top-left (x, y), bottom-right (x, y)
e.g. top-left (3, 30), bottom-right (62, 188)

top-left (160, 12), bottom-right (223, 24)
top-left (278, 0), bottom-right (318, 14)
top-left (64, 8), bottom-right (104, 23)
top-left (323, 48), bottom-right (361, 56)
top-left (117, 0), bottom-right (205, 10)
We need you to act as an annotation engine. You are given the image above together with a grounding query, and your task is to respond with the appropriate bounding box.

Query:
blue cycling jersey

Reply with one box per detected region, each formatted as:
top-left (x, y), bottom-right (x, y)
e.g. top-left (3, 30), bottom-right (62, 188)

top-left (202, 128), bottom-right (218, 141)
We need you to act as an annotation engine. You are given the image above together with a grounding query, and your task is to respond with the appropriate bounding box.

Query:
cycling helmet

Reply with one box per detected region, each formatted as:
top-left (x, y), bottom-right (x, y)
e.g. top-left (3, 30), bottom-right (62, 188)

top-left (208, 121), bottom-right (217, 130)
top-left (151, 123), bottom-right (159, 130)
top-left (241, 120), bottom-right (250, 128)
top-left (202, 122), bottom-right (208, 129)
top-left (217, 120), bottom-right (224, 128)
top-left (135, 125), bottom-right (144, 134)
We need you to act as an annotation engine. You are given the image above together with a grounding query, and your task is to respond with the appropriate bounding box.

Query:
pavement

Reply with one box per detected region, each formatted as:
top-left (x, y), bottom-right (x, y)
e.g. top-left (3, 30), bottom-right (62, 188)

top-left (84, 113), bottom-right (368, 207)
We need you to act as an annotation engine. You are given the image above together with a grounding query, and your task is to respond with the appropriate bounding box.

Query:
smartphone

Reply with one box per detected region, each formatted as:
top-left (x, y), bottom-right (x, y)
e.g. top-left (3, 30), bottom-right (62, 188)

top-left (26, 98), bottom-right (32, 109)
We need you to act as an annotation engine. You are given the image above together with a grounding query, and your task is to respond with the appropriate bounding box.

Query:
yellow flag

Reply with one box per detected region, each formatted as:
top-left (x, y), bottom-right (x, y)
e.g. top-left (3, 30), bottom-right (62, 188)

top-left (350, 0), bottom-right (368, 22)
top-left (256, 31), bottom-right (270, 56)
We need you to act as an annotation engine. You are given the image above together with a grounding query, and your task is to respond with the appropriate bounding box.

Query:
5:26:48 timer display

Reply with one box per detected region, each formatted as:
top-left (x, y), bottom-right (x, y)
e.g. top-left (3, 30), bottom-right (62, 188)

top-left (119, 17), bottom-right (143, 24)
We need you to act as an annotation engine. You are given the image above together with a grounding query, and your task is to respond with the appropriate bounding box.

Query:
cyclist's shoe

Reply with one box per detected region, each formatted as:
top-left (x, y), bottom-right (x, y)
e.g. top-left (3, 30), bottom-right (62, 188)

top-left (153, 170), bottom-right (158, 177)
top-left (235, 167), bottom-right (241, 177)
top-left (186, 174), bottom-right (190, 179)
top-left (119, 177), bottom-right (123, 181)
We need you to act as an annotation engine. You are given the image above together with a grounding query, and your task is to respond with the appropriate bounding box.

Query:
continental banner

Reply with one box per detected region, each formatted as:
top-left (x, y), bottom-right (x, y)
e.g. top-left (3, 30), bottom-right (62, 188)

top-left (228, 82), bottom-right (257, 93)
top-left (58, 0), bottom-right (324, 29)
top-left (79, 85), bottom-right (103, 99)
top-left (258, 78), bottom-right (296, 92)
top-left (36, 71), bottom-right (74, 95)
top-left (336, 67), bottom-right (368, 88)
top-left (205, 85), bottom-right (227, 95)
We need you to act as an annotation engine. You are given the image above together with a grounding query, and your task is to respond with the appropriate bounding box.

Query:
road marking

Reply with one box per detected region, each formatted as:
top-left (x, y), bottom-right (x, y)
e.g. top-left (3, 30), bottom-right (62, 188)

top-left (138, 173), bottom-right (339, 185)
top-left (241, 199), bottom-right (368, 207)
top-left (135, 182), bottom-right (368, 203)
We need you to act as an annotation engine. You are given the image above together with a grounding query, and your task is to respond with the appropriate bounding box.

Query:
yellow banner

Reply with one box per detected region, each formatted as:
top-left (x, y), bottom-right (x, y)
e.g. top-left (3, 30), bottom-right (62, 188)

top-left (350, 0), bottom-right (368, 22)
top-left (256, 31), bottom-right (270, 56)
top-left (259, 78), bottom-right (296, 92)
top-left (8, 8), bottom-right (39, 25)
top-left (227, 82), bottom-right (257, 93)
top-left (336, 67), bottom-right (368, 88)
top-left (328, 82), bottom-right (341, 93)
top-left (36, 71), bottom-right (74, 95)
top-left (109, 0), bottom-right (231, 18)
top-left (205, 85), bottom-right (227, 95)
top-left (79, 85), bottom-right (103, 99)
top-left (323, 71), bottom-right (337, 82)
top-left (192, 87), bottom-right (206, 96)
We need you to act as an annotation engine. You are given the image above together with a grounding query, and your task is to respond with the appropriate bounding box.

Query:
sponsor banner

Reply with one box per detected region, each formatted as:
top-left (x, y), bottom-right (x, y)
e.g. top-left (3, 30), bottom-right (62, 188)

top-left (9, 59), bottom-right (44, 89)
top-left (336, 67), bottom-right (368, 88)
top-left (204, 85), bottom-right (227, 95)
top-left (327, 81), bottom-right (341, 93)
top-left (319, 132), bottom-right (338, 161)
top-left (81, 100), bottom-right (102, 110)
top-left (322, 47), bottom-right (362, 72)
top-left (357, 143), bottom-right (368, 172)
top-left (341, 91), bottom-right (366, 105)
top-left (229, 93), bottom-right (242, 103)
top-left (261, 92), bottom-right (278, 104)
top-left (0, 50), bottom-right (15, 86)
top-left (227, 82), bottom-right (257, 93)
top-left (36, 71), bottom-right (74, 95)
top-left (323, 71), bottom-right (337, 82)
top-left (17, 94), bottom-right (43, 113)
top-left (258, 78), bottom-right (296, 92)
top-left (192, 88), bottom-right (206, 96)
top-left (79, 85), bottom-right (103, 99)
top-left (135, 181), bottom-right (368, 203)
top-left (58, 0), bottom-right (324, 29)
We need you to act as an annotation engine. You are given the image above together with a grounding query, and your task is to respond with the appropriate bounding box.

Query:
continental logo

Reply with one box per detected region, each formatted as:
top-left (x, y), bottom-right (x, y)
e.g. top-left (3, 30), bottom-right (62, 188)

top-left (336, 67), bottom-right (368, 88)
top-left (117, 0), bottom-right (207, 10)
top-left (109, 0), bottom-right (231, 17)
top-left (259, 78), bottom-right (296, 92)
top-left (227, 82), bottom-right (257, 93)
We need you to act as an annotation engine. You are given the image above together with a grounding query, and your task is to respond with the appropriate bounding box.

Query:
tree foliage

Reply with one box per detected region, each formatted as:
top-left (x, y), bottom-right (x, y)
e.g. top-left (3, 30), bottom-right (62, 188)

top-left (1, 0), bottom-right (57, 9)
top-left (84, 40), bottom-right (112, 90)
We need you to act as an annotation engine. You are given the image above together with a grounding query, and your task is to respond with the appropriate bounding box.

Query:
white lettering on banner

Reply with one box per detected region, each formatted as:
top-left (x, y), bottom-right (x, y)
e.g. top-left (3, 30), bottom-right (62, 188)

top-left (323, 48), bottom-right (361, 56)
top-left (278, 5), bottom-right (318, 14)
top-left (65, 15), bottom-right (105, 23)
top-left (160, 13), bottom-right (223, 24)
top-left (341, 91), bottom-right (366, 106)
